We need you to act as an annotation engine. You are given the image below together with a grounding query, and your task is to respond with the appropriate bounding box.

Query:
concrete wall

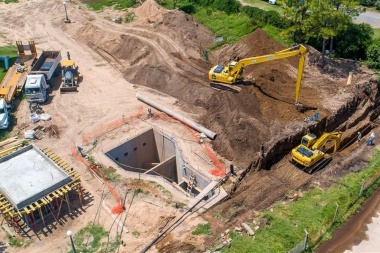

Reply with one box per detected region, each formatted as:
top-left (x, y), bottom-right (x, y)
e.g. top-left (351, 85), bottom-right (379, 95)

top-left (154, 130), bottom-right (176, 161)
top-left (145, 156), bottom-right (177, 183)
top-left (106, 129), bottom-right (160, 171)
top-left (105, 128), bottom-right (211, 194)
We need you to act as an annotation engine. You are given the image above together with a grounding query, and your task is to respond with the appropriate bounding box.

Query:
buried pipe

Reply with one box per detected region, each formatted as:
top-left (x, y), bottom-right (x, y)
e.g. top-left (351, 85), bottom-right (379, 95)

top-left (136, 93), bottom-right (217, 140)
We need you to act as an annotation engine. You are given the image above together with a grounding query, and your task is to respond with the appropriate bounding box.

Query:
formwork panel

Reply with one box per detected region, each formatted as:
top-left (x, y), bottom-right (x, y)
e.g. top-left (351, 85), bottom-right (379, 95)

top-left (0, 145), bottom-right (72, 210)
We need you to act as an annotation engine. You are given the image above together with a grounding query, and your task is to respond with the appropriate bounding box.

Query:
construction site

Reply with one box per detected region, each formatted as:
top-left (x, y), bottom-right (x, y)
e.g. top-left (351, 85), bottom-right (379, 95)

top-left (0, 0), bottom-right (379, 252)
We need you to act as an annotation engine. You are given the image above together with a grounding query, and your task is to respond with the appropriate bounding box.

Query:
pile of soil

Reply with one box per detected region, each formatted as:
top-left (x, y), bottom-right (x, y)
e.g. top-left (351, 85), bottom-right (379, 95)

top-left (75, 0), bottom-right (374, 169)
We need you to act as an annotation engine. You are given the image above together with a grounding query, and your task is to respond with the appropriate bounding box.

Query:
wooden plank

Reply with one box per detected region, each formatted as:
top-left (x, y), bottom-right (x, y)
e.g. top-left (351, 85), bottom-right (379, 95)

top-left (0, 137), bottom-right (18, 147)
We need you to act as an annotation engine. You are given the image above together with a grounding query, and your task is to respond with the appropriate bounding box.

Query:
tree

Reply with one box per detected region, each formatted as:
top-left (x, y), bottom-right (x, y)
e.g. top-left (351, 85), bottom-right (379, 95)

top-left (281, 0), bottom-right (312, 41)
top-left (335, 23), bottom-right (373, 60)
top-left (281, 0), bottom-right (362, 65)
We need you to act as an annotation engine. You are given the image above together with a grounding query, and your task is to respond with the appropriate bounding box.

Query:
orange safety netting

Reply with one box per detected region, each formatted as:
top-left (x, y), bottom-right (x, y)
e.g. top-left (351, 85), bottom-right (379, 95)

top-left (204, 142), bottom-right (226, 176)
top-left (82, 106), bottom-right (144, 145)
top-left (71, 146), bottom-right (123, 214)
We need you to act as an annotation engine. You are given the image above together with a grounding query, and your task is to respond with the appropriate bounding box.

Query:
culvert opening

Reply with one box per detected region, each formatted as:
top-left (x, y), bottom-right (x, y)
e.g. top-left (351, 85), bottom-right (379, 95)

top-left (105, 128), bottom-right (211, 197)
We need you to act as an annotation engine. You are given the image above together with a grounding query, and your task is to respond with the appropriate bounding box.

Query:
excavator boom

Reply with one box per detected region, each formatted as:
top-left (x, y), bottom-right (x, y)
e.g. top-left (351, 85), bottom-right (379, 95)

top-left (208, 44), bottom-right (307, 106)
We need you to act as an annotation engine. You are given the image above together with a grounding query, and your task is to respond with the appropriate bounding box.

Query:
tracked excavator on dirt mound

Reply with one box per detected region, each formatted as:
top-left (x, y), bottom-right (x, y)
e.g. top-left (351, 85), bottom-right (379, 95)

top-left (208, 44), bottom-right (307, 109)
top-left (291, 131), bottom-right (342, 174)
top-left (60, 52), bottom-right (79, 93)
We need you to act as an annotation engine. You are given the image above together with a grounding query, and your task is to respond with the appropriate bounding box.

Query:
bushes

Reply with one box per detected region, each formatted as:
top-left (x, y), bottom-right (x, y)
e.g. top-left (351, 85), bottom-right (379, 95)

top-left (367, 39), bottom-right (380, 68)
top-left (188, 0), bottom-right (241, 14)
top-left (334, 23), bottom-right (374, 60)
top-left (179, 4), bottom-right (196, 14)
top-left (360, 0), bottom-right (376, 6)
top-left (241, 6), bottom-right (289, 29)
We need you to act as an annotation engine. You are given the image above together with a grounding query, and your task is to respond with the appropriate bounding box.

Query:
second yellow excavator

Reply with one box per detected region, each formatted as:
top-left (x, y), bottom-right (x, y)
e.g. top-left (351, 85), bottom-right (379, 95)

top-left (291, 131), bottom-right (342, 174)
top-left (208, 44), bottom-right (307, 109)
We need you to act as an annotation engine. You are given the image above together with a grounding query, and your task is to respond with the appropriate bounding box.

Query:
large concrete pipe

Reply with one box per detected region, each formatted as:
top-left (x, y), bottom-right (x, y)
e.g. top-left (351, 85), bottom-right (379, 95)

top-left (136, 93), bottom-right (217, 140)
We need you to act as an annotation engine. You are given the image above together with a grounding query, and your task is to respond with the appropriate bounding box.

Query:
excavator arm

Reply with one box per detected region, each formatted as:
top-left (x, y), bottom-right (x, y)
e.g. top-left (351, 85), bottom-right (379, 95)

top-left (311, 132), bottom-right (342, 152)
top-left (209, 44), bottom-right (307, 107)
top-left (230, 44), bottom-right (307, 104)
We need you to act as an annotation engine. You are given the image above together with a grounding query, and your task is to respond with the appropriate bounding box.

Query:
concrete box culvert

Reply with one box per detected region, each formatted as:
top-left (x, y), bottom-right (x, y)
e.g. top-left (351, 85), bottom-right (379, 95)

top-left (105, 128), bottom-right (213, 197)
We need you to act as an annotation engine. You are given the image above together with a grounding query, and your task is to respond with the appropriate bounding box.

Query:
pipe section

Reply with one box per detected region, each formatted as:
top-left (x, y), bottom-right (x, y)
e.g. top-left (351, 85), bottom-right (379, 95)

top-left (136, 93), bottom-right (217, 140)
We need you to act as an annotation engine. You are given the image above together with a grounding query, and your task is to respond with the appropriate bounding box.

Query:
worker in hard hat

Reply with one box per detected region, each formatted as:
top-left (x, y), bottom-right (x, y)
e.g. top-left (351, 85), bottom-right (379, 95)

top-left (367, 132), bottom-right (375, 146)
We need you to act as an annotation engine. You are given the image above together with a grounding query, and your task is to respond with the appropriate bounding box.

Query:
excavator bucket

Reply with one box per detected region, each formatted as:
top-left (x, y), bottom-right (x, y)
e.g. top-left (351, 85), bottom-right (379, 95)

top-left (60, 86), bottom-right (78, 93)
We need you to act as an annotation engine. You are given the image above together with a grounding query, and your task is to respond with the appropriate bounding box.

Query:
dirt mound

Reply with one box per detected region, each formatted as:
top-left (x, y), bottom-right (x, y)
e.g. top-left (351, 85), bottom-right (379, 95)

top-left (134, 0), bottom-right (165, 24)
top-left (74, 10), bottom-right (372, 169)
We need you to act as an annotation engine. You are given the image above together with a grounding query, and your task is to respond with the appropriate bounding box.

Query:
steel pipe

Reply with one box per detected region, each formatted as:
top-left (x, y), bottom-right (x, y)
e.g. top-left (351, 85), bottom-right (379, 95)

top-left (136, 93), bottom-right (217, 140)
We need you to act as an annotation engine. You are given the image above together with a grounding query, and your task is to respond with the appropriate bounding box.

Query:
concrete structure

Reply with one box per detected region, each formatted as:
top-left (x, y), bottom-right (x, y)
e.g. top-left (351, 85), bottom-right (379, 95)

top-left (106, 128), bottom-right (212, 196)
top-left (0, 145), bottom-right (83, 236)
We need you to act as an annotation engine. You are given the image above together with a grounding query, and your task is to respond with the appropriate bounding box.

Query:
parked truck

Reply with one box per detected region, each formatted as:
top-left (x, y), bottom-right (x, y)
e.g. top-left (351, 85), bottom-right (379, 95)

top-left (25, 51), bottom-right (62, 103)
top-left (0, 41), bottom-right (37, 105)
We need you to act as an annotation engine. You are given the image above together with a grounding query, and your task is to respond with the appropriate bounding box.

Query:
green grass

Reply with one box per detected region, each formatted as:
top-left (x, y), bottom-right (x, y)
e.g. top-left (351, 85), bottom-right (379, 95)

top-left (72, 223), bottom-right (120, 253)
top-left (244, 0), bottom-right (283, 13)
top-left (132, 231), bottom-right (140, 237)
top-left (0, 0), bottom-right (18, 3)
top-left (134, 188), bottom-right (150, 195)
top-left (225, 150), bottom-right (380, 252)
top-left (6, 233), bottom-right (31, 248)
top-left (102, 166), bottom-right (121, 182)
top-left (194, 9), bottom-right (255, 45)
top-left (373, 28), bottom-right (380, 38)
top-left (192, 223), bottom-right (212, 235)
top-left (86, 0), bottom-right (135, 11)
top-left (0, 45), bottom-right (18, 82)
top-left (263, 24), bottom-right (293, 45)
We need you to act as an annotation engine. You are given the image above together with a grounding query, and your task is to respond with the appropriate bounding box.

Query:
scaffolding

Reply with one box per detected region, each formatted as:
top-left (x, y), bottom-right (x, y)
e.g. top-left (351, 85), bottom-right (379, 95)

top-left (0, 147), bottom-right (84, 236)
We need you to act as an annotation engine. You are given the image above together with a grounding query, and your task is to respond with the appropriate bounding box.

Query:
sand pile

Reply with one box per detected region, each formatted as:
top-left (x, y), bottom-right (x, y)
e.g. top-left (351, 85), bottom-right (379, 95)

top-left (134, 0), bottom-right (165, 24)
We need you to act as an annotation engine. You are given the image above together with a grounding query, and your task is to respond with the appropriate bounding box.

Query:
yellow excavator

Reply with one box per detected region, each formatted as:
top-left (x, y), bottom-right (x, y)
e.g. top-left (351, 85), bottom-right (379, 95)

top-left (291, 131), bottom-right (342, 174)
top-left (208, 44), bottom-right (307, 109)
top-left (60, 52), bottom-right (79, 93)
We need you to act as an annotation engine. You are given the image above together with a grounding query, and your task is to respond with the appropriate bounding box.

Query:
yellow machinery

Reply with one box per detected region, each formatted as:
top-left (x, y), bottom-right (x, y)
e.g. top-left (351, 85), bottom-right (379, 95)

top-left (60, 52), bottom-right (79, 93)
top-left (291, 131), bottom-right (342, 174)
top-left (0, 41), bottom-right (37, 104)
top-left (208, 44), bottom-right (307, 107)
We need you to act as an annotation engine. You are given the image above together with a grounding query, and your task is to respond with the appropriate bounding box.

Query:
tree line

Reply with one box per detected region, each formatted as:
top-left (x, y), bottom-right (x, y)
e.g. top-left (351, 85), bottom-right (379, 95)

top-left (173, 0), bottom-right (380, 68)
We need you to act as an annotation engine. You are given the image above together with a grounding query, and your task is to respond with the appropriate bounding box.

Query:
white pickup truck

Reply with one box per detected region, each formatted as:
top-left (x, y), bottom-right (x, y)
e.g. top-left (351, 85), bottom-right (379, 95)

top-left (25, 51), bottom-right (62, 103)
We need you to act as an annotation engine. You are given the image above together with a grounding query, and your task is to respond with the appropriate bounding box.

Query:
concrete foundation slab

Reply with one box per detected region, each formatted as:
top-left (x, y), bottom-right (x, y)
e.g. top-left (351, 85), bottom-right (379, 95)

top-left (0, 145), bottom-right (72, 210)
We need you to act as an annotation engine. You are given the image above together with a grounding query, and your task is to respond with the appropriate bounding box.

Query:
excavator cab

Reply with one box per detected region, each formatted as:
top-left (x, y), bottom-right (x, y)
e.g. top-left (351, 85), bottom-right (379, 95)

top-left (301, 133), bottom-right (317, 148)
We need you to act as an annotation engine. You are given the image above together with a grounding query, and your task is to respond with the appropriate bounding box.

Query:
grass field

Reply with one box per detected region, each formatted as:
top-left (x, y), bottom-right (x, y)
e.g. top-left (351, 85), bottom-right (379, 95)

top-left (194, 9), bottom-right (255, 45)
top-left (243, 0), bottom-right (283, 13)
top-left (373, 28), bottom-right (380, 38)
top-left (0, 45), bottom-right (18, 82)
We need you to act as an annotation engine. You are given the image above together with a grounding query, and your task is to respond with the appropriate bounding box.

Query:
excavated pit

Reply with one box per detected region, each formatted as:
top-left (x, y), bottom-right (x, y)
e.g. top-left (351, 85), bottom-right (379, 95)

top-left (105, 128), bottom-right (212, 196)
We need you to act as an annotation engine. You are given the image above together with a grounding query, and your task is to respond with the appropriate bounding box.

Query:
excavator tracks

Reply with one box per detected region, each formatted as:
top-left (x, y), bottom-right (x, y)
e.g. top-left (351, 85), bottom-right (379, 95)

top-left (210, 82), bottom-right (242, 93)
top-left (302, 157), bottom-right (333, 174)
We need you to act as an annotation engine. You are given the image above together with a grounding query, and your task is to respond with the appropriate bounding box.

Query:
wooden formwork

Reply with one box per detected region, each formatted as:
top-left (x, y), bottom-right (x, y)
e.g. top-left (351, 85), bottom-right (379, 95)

top-left (0, 147), bottom-right (84, 236)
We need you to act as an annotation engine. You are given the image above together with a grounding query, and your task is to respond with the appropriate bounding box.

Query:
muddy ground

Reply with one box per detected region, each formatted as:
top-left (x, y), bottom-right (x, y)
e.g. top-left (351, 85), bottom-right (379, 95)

top-left (0, 0), bottom-right (379, 252)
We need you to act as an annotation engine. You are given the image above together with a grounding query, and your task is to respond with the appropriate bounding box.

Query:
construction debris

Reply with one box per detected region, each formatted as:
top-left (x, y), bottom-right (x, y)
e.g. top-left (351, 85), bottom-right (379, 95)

top-left (242, 223), bottom-right (255, 236)
top-left (33, 125), bottom-right (45, 140)
top-left (45, 124), bottom-right (60, 138)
